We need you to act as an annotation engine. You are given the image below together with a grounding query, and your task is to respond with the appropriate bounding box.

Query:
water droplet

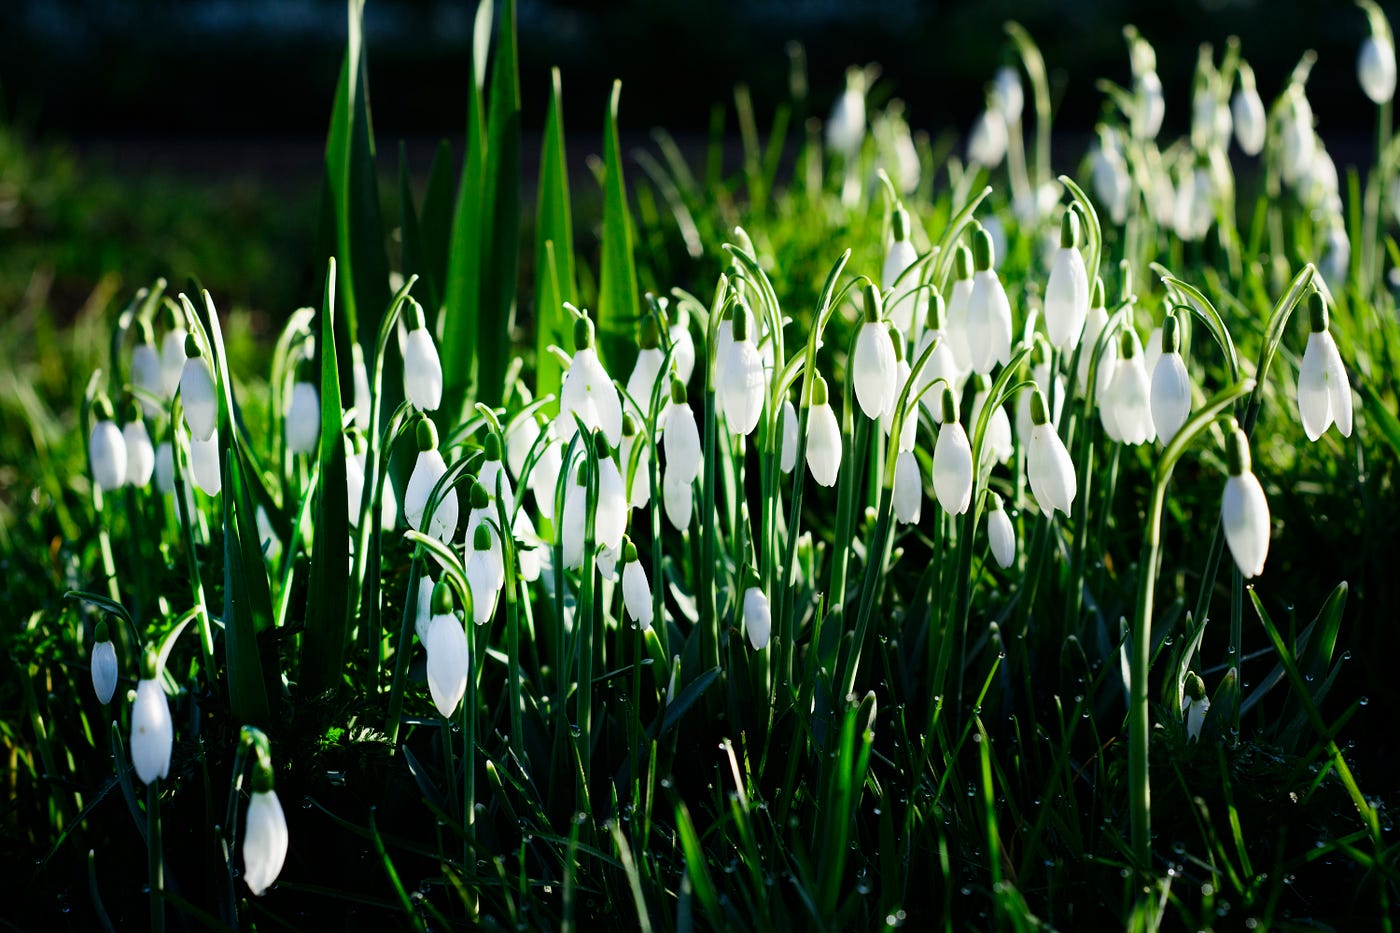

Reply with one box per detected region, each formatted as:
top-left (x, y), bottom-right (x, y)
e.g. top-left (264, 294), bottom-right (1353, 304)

top-left (1360, 696), bottom-right (1369, 706)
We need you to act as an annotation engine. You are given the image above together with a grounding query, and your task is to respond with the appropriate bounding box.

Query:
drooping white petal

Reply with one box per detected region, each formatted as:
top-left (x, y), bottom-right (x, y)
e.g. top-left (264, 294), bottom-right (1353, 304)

top-left (622, 560), bottom-right (653, 630)
top-left (1106, 357), bottom-right (1156, 446)
top-left (1044, 247), bottom-right (1089, 350)
top-left (880, 359), bottom-right (915, 449)
top-left (529, 439), bottom-right (563, 521)
top-left (425, 613), bottom-right (468, 717)
top-left (123, 421), bottom-right (155, 488)
top-left (560, 477), bottom-right (587, 569)
top-left (1324, 334), bottom-right (1354, 437)
top-left (559, 348), bottom-right (622, 446)
top-left (1150, 352), bottom-right (1193, 445)
top-left (932, 423), bottom-right (973, 515)
top-left (1015, 362), bottom-right (1064, 443)
top-left (662, 467), bottom-right (693, 531)
top-left (970, 387), bottom-right (1013, 467)
top-left (743, 587), bottom-right (772, 650)
top-left (596, 458), bottom-right (627, 550)
top-left (669, 324), bottom-right (697, 384)
top-left (404, 449), bottom-right (458, 543)
top-left (155, 441), bottom-right (175, 495)
top-left (892, 449), bottom-right (922, 525)
top-left (946, 277), bottom-right (975, 372)
top-left (1298, 331), bottom-right (1352, 440)
top-left (1027, 424), bottom-right (1076, 517)
top-left (131, 678), bottom-right (173, 784)
top-left (285, 382), bottom-right (321, 455)
top-left (993, 66), bottom-right (1024, 123)
top-left (853, 322), bottom-right (898, 418)
top-left (662, 400), bottom-right (702, 485)
top-left (1360, 35), bottom-right (1397, 105)
top-left (505, 415), bottom-right (540, 478)
top-left (882, 239), bottom-right (920, 334)
top-left (806, 402), bottom-right (842, 487)
top-left (92, 640), bottom-right (118, 705)
top-left (779, 400), bottom-right (799, 474)
top-left (242, 789), bottom-right (289, 896)
top-left (627, 348), bottom-right (666, 420)
top-left (1135, 70), bottom-right (1165, 139)
top-left (465, 546), bottom-right (503, 626)
top-left (988, 507), bottom-right (1016, 569)
top-left (915, 330), bottom-right (964, 421)
top-left (826, 87), bottom-right (866, 159)
top-left (1091, 138), bottom-right (1131, 225)
top-left (403, 329), bottom-right (444, 412)
top-left (180, 357), bottom-right (218, 442)
top-left (345, 452), bottom-right (366, 526)
top-left (190, 431), bottom-right (222, 496)
top-left (967, 108), bottom-right (1008, 168)
top-left (1222, 472), bottom-right (1270, 578)
top-left (720, 340), bottom-right (766, 435)
top-left (160, 328), bottom-right (189, 398)
top-left (89, 421), bottom-right (127, 492)
top-left (131, 345), bottom-right (163, 417)
top-left (1185, 695), bottom-right (1210, 743)
top-left (414, 576), bottom-right (435, 643)
top-left (966, 271), bottom-right (1012, 374)
top-left (1232, 87), bottom-right (1266, 156)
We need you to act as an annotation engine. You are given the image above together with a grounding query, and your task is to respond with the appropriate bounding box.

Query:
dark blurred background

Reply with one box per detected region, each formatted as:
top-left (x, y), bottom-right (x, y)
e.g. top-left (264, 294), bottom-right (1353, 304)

top-left (0, 0), bottom-right (1387, 145)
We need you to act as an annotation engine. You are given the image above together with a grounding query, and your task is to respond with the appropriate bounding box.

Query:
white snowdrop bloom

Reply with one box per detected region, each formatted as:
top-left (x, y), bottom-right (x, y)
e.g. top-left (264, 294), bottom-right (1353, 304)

top-left (179, 337), bottom-right (218, 442)
top-left (993, 65), bottom-right (1024, 124)
top-left (986, 494), bottom-right (1016, 569)
top-left (1221, 426), bottom-right (1270, 578)
top-left (122, 409), bottom-right (155, 488)
top-left (513, 510), bottom-right (543, 583)
top-left (945, 246), bottom-right (976, 373)
top-left (882, 206), bottom-right (920, 334)
top-left (965, 227), bottom-right (1013, 374)
top-left (826, 66), bottom-right (867, 159)
top-left (1319, 219), bottom-right (1351, 292)
top-left (805, 375), bottom-right (843, 488)
top-left (1279, 92), bottom-right (1316, 187)
top-left (1299, 145), bottom-right (1341, 213)
top-left (1025, 390), bottom-right (1076, 517)
top-left (465, 523), bottom-right (503, 626)
top-left (711, 313), bottom-right (735, 390)
top-left (1232, 63), bottom-right (1267, 156)
top-left (1134, 69), bottom-right (1165, 139)
top-left (1359, 25), bottom-right (1397, 104)
top-left (285, 380), bottom-right (320, 455)
top-left (719, 306), bottom-right (766, 435)
top-left (779, 399), bottom-right (799, 474)
top-left (130, 651), bottom-right (172, 785)
top-left (242, 780), bottom-right (289, 897)
top-left (1077, 279), bottom-right (1115, 398)
top-left (1144, 326), bottom-right (1163, 375)
top-left (425, 587), bottom-right (468, 717)
top-left (403, 307), bottom-right (444, 412)
top-left (1102, 331), bottom-right (1156, 445)
top-left (1150, 164), bottom-right (1177, 229)
top-left (1045, 209), bottom-right (1089, 350)
top-left (351, 351), bottom-right (371, 431)
top-left (1150, 316), bottom-right (1192, 446)
top-left (969, 376), bottom-right (1013, 467)
top-left (662, 465), bottom-right (693, 531)
top-left (160, 322), bottom-right (189, 398)
top-left (88, 398), bottom-right (127, 492)
top-left (414, 575), bottom-right (435, 643)
top-left (505, 413), bottom-right (541, 479)
top-left (1173, 160), bottom-right (1214, 242)
top-left (743, 585), bottom-right (772, 650)
top-left (596, 447), bottom-right (628, 551)
top-left (404, 420), bottom-right (458, 543)
top-left (345, 447), bottom-right (366, 526)
top-left (892, 448), bottom-right (922, 525)
top-left (887, 107), bottom-right (921, 194)
top-left (190, 431), bottom-right (222, 496)
top-left (477, 434), bottom-right (515, 515)
top-left (1182, 672), bottom-right (1210, 743)
top-left (560, 464), bottom-right (588, 569)
top-left (1015, 358), bottom-right (1064, 445)
top-left (1091, 128), bottom-right (1131, 225)
top-left (669, 321), bottom-right (697, 385)
top-left (627, 317), bottom-right (667, 420)
top-left (1297, 291), bottom-right (1353, 440)
top-left (557, 317), bottom-right (622, 446)
top-left (529, 435), bottom-right (563, 521)
top-left (91, 621), bottom-right (118, 705)
top-left (620, 540), bottom-right (653, 630)
top-left (879, 331), bottom-right (915, 449)
top-left (155, 441), bottom-right (175, 495)
top-left (131, 323), bottom-right (163, 417)
top-left (661, 378), bottom-right (702, 485)
top-left (620, 415), bottom-right (651, 509)
top-left (931, 391), bottom-right (973, 516)
top-left (967, 106), bottom-right (1008, 169)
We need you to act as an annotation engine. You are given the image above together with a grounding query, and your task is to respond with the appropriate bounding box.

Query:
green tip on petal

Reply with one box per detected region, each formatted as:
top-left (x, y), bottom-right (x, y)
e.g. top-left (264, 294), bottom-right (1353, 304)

top-left (925, 288), bottom-right (946, 330)
top-left (954, 243), bottom-right (973, 281)
top-left (94, 620), bottom-right (111, 643)
top-left (732, 302), bottom-right (751, 341)
top-left (639, 314), bottom-right (660, 350)
top-left (1091, 276), bottom-right (1105, 309)
top-left (592, 429), bottom-right (611, 460)
top-left (812, 373), bottom-right (830, 407)
top-left (93, 394), bottom-right (115, 421)
top-left (862, 282), bottom-right (883, 324)
top-left (1185, 671), bottom-right (1207, 701)
top-left (1030, 389), bottom-right (1050, 426)
top-left (971, 225), bottom-right (994, 272)
top-left (889, 326), bottom-right (906, 361)
top-left (415, 417), bottom-right (439, 452)
top-left (1162, 314), bottom-right (1181, 353)
top-left (573, 315), bottom-right (595, 351)
top-left (184, 333), bottom-right (202, 359)
top-left (1119, 329), bottom-right (1137, 358)
top-left (622, 536), bottom-right (638, 563)
top-left (470, 480), bottom-right (489, 510)
top-left (484, 432), bottom-right (502, 462)
top-left (622, 413), bottom-right (637, 438)
top-left (1224, 424), bottom-right (1251, 476)
top-left (1060, 208), bottom-right (1081, 249)
top-left (431, 579), bottom-right (455, 615)
top-left (140, 647), bottom-right (158, 680)
top-left (670, 375), bottom-right (688, 405)
top-left (122, 397), bottom-right (142, 424)
top-left (473, 523), bottom-right (492, 551)
top-left (136, 319), bottom-right (156, 346)
top-left (892, 204), bottom-right (911, 242)
top-left (250, 761), bottom-right (275, 794)
top-left (988, 491), bottom-right (1005, 512)
top-left (940, 387), bottom-right (959, 424)
top-left (1307, 290), bottom-right (1329, 333)
top-left (408, 298), bottom-right (427, 331)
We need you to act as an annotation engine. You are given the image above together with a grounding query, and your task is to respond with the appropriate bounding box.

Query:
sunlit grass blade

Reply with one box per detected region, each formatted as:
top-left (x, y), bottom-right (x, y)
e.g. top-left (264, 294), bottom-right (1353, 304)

top-left (535, 67), bottom-right (577, 401)
top-left (598, 80), bottom-right (641, 367)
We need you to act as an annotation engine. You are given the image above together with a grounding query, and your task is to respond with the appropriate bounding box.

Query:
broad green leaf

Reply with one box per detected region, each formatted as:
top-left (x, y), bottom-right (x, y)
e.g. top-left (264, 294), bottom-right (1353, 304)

top-left (418, 139), bottom-right (456, 318)
top-left (534, 67), bottom-right (577, 401)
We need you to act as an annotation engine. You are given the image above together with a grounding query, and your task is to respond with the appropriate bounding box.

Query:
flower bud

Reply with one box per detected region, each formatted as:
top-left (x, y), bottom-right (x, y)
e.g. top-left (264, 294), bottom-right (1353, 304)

top-left (742, 584), bottom-right (772, 650)
top-left (91, 621), bottom-right (118, 705)
top-left (1297, 291), bottom-right (1353, 440)
top-left (242, 774), bottom-right (289, 896)
top-left (403, 308), bottom-right (444, 412)
top-left (89, 396), bottom-right (127, 492)
top-left (179, 336), bottom-right (218, 442)
top-left (987, 494), bottom-right (1016, 569)
top-left (285, 379), bottom-right (320, 455)
top-left (130, 649), bottom-right (172, 785)
top-left (1221, 426), bottom-right (1270, 578)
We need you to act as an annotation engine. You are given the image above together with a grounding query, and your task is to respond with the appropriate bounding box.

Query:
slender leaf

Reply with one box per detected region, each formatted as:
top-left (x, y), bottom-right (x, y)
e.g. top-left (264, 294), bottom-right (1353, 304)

top-left (535, 66), bottom-right (577, 400)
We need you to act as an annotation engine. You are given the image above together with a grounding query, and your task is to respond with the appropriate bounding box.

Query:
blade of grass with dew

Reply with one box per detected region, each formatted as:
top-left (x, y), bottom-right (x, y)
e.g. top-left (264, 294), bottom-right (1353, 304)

top-left (535, 67), bottom-right (577, 401)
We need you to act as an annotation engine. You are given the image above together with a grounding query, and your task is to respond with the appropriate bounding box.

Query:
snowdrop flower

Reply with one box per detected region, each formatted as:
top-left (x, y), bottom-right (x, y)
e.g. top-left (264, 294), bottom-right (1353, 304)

top-left (595, 435), bottom-right (628, 552)
top-left (478, 433), bottom-right (515, 515)
top-left (1091, 127), bottom-right (1131, 226)
top-left (879, 329), bottom-right (915, 450)
top-left (1134, 68), bottom-right (1166, 140)
top-left (528, 427), bottom-right (563, 522)
top-left (712, 310), bottom-right (735, 389)
top-left (1150, 315), bottom-right (1192, 445)
top-left (131, 649), bottom-right (172, 785)
top-left (1015, 356), bottom-right (1065, 445)
top-left (558, 316), bottom-right (622, 446)
top-left (159, 307), bottom-right (189, 399)
top-left (1077, 278), bottom-right (1116, 398)
top-left (993, 65), bottom-right (1024, 124)
top-left (1299, 145), bottom-right (1341, 214)
top-left (1045, 209), bottom-right (1089, 350)
top-left (892, 447), bottom-right (922, 525)
top-left (1297, 290), bottom-right (1353, 440)
top-left (505, 412), bottom-right (541, 479)
top-left (242, 761), bottom-right (289, 897)
top-left (662, 466), bottom-right (693, 531)
top-left (669, 319), bottom-right (697, 385)
top-left (1026, 389), bottom-right (1076, 517)
top-left (1232, 62), bottom-right (1267, 156)
top-left (986, 493), bottom-right (1016, 569)
top-left (121, 400), bottom-right (155, 488)
top-left (826, 66), bottom-right (867, 160)
top-left (89, 396), bottom-right (127, 492)
top-left (945, 245), bottom-right (976, 372)
top-left (967, 104), bottom-right (1008, 169)
top-left (914, 290), bottom-right (964, 421)
top-left (743, 580), bottom-right (772, 650)
top-left (779, 399), bottom-right (798, 474)
top-left (627, 316), bottom-right (666, 421)
top-left (1182, 672), bottom-right (1210, 743)
top-left (414, 575), bottom-right (435, 643)
top-left (190, 430), bottom-right (222, 496)
top-left (1319, 217), bottom-right (1351, 292)
top-left (1358, 8), bottom-right (1397, 105)
top-left (131, 321), bottom-right (163, 417)
top-left (1173, 157), bottom-right (1214, 242)
top-left (1279, 91), bottom-right (1316, 187)
top-left (970, 375), bottom-right (1013, 467)
top-left (806, 375), bottom-right (843, 487)
top-left (513, 510), bottom-right (543, 582)
top-left (1144, 325), bottom-right (1163, 375)
top-left (1102, 330), bottom-right (1155, 445)
top-left (403, 300), bottom-right (443, 412)
top-left (661, 377), bottom-right (702, 484)
top-left (883, 102), bottom-right (921, 194)
top-left (719, 304), bottom-right (766, 435)
top-left (931, 390), bottom-right (973, 516)
top-left (852, 285), bottom-right (899, 419)
top-left (285, 374), bottom-right (320, 455)
top-left (620, 414), bottom-right (651, 509)
top-left (424, 582), bottom-right (468, 717)
top-left (882, 205), bottom-right (920, 334)
top-left (965, 226), bottom-right (1013, 374)
top-left (620, 538), bottom-right (653, 630)
top-left (91, 620), bottom-right (117, 705)
top-left (179, 335), bottom-right (217, 442)
top-left (154, 441), bottom-right (175, 495)
top-left (345, 442), bottom-right (366, 525)
top-left (351, 350), bottom-right (371, 431)
top-left (560, 463), bottom-right (588, 569)
top-left (404, 418), bottom-right (458, 543)
top-left (465, 523), bottom-right (503, 626)
top-left (1221, 424), bottom-right (1270, 578)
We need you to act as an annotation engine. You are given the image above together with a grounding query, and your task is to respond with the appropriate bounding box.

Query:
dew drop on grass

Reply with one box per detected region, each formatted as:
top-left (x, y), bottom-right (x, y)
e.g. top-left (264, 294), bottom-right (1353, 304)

top-left (1360, 696), bottom-right (1369, 706)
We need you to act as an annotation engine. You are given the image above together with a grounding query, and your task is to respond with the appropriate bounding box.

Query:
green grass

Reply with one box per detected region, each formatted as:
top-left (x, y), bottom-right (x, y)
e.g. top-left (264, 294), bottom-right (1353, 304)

top-left (4, 3), bottom-right (1400, 930)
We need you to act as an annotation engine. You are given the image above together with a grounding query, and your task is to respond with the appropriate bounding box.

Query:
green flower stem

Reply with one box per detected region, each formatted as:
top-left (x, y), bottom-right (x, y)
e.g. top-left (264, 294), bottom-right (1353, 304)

top-left (384, 555), bottom-right (423, 746)
top-left (699, 280), bottom-right (728, 676)
top-left (576, 430), bottom-right (600, 805)
top-left (147, 779), bottom-right (163, 933)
